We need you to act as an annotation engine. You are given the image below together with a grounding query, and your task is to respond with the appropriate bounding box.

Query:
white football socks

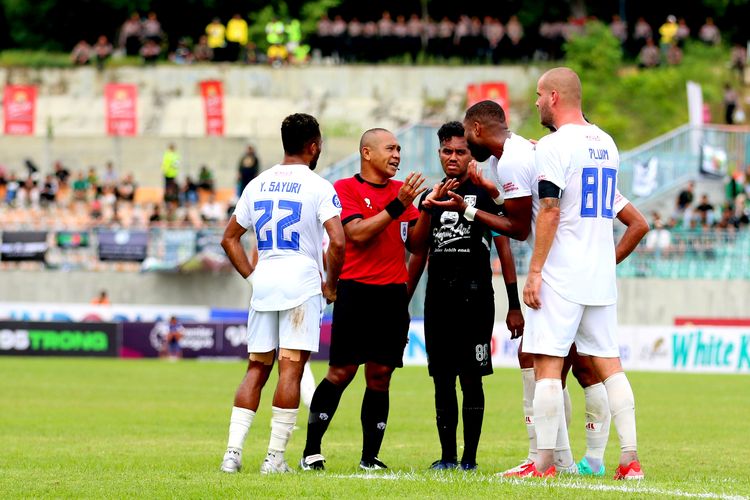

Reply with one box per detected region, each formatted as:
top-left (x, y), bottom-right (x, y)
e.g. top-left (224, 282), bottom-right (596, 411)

top-left (267, 406), bottom-right (299, 461)
top-left (583, 382), bottom-right (611, 466)
top-left (554, 386), bottom-right (574, 470)
top-left (300, 362), bottom-right (316, 409)
top-left (227, 406), bottom-right (256, 451)
top-left (521, 368), bottom-right (537, 461)
top-left (533, 378), bottom-right (563, 457)
top-left (562, 385), bottom-right (572, 428)
top-left (603, 372), bottom-right (637, 453)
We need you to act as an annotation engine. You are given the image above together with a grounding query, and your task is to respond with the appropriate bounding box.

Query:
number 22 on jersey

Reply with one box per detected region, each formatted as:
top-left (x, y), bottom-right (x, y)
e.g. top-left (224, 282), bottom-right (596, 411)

top-left (580, 167), bottom-right (616, 219)
top-left (254, 199), bottom-right (302, 250)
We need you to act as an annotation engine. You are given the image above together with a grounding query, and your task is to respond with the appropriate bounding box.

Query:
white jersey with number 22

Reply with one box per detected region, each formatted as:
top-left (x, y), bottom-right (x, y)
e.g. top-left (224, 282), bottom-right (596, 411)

top-left (233, 164), bottom-right (341, 311)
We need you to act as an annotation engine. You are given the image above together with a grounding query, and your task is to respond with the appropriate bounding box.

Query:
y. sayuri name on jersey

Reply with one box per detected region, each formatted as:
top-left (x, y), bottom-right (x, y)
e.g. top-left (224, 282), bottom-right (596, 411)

top-left (259, 181), bottom-right (302, 194)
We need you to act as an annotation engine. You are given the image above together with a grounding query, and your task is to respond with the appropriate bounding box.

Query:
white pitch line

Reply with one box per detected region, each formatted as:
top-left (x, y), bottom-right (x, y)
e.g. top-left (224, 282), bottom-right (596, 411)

top-left (329, 472), bottom-right (747, 500)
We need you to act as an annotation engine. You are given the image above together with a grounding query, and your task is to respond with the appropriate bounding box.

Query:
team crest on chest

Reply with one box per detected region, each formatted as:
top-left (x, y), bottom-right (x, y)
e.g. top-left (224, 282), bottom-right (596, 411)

top-left (464, 195), bottom-right (477, 207)
top-left (400, 222), bottom-right (408, 242)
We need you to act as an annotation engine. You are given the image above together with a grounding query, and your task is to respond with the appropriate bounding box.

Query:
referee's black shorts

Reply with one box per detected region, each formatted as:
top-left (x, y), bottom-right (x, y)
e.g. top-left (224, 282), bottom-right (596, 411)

top-left (329, 279), bottom-right (410, 368)
top-left (424, 280), bottom-right (495, 377)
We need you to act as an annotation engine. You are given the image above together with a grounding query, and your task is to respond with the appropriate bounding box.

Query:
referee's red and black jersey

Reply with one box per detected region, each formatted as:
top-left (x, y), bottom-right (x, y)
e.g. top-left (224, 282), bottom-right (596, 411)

top-left (334, 174), bottom-right (419, 285)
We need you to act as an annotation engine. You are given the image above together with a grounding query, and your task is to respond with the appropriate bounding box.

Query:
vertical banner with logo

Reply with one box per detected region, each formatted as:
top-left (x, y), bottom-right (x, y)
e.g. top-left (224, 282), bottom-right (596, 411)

top-left (105, 84), bottom-right (138, 136)
top-left (3, 85), bottom-right (37, 135)
top-left (199, 80), bottom-right (224, 136)
top-left (466, 82), bottom-right (510, 122)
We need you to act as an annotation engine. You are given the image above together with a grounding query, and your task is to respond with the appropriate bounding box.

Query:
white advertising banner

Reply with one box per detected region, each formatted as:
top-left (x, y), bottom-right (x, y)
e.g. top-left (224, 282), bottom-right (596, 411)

top-left (0, 302), bottom-right (211, 323)
top-left (405, 321), bottom-right (750, 374)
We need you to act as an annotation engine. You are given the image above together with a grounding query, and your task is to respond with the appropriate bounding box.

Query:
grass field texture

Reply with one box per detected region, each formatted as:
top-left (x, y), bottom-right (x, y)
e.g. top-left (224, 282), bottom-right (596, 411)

top-left (1, 357), bottom-right (748, 499)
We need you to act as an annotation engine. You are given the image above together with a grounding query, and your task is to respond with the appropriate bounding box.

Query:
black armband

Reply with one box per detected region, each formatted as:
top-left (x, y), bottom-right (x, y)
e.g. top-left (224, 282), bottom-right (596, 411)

top-left (385, 198), bottom-right (406, 219)
top-left (506, 282), bottom-right (521, 310)
top-left (538, 180), bottom-right (562, 199)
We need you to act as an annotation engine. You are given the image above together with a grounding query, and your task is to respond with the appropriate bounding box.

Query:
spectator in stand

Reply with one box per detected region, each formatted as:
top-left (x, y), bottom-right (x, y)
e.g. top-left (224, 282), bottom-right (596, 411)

top-left (193, 35), bottom-right (214, 62)
top-left (102, 161), bottom-right (118, 186)
top-left (53, 161), bottom-right (71, 188)
top-left (724, 84), bottom-right (739, 125)
top-left (238, 145), bottom-right (260, 196)
top-left (92, 35), bottom-right (113, 71)
top-left (226, 14), bottom-right (249, 62)
top-left (91, 290), bottom-right (110, 305)
top-left (733, 194), bottom-right (750, 226)
top-left (314, 14), bottom-right (334, 59)
top-left (658, 15), bottom-right (678, 55)
top-left (266, 17), bottom-right (287, 67)
top-left (200, 193), bottom-right (225, 223)
top-left (675, 17), bottom-right (690, 47)
top-left (142, 12), bottom-right (163, 44)
top-left (638, 37), bottom-right (661, 68)
top-left (286, 18), bottom-right (303, 63)
top-left (646, 213), bottom-right (672, 255)
top-left (72, 171), bottom-right (89, 202)
top-left (609, 15), bottom-right (627, 46)
top-left (666, 43), bottom-right (683, 66)
top-left (116, 173), bottom-right (137, 202)
top-left (206, 18), bottom-right (226, 62)
top-left (505, 15), bottom-right (524, 60)
top-left (39, 174), bottom-right (58, 206)
top-left (181, 176), bottom-right (198, 205)
top-left (393, 15), bottom-right (410, 60)
top-left (161, 143), bottom-right (180, 200)
top-left (5, 172), bottom-right (19, 205)
top-left (244, 41), bottom-right (263, 64)
top-left (631, 17), bottom-right (652, 56)
top-left (149, 203), bottom-right (163, 225)
top-left (70, 40), bottom-right (91, 65)
top-left (87, 167), bottom-right (100, 195)
top-left (695, 194), bottom-right (715, 226)
top-left (140, 39), bottom-right (161, 64)
top-left (119, 12), bottom-right (143, 56)
top-left (170, 38), bottom-right (193, 65)
top-left (198, 165), bottom-right (215, 192)
top-left (329, 15), bottom-right (347, 62)
top-left (730, 43), bottom-right (747, 82)
top-left (699, 17), bottom-right (721, 45)
top-left (406, 14), bottom-right (423, 62)
top-left (674, 180), bottom-right (695, 224)
top-left (378, 11), bottom-right (395, 60)
top-left (16, 177), bottom-right (40, 208)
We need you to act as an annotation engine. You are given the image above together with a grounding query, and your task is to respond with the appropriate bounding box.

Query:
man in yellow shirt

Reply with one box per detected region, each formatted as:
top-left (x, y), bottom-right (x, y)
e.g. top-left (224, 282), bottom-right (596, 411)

top-left (206, 17), bottom-right (226, 61)
top-left (658, 15), bottom-right (678, 54)
top-left (161, 143), bottom-right (180, 202)
top-left (226, 14), bottom-right (248, 62)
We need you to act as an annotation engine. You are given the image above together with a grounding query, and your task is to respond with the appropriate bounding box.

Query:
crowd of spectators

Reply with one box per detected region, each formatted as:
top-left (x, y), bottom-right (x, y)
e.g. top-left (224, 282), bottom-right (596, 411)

top-left (0, 156), bottom-right (235, 232)
top-left (70, 11), bottom-right (741, 68)
top-left (643, 176), bottom-right (750, 257)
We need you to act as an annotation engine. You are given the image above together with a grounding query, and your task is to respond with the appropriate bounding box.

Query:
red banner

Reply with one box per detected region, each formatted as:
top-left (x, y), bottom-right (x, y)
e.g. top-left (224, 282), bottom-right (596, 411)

top-left (200, 80), bottom-right (224, 136)
top-left (467, 82), bottom-right (510, 122)
top-left (4, 85), bottom-right (36, 135)
top-left (105, 84), bottom-right (137, 136)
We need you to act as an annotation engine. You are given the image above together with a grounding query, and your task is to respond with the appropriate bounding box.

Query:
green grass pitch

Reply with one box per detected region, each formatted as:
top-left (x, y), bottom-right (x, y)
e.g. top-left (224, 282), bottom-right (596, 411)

top-left (1, 357), bottom-right (748, 499)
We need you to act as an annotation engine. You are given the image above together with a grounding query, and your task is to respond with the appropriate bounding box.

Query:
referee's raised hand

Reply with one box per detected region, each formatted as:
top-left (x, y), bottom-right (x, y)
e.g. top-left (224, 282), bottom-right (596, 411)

top-left (396, 172), bottom-right (427, 206)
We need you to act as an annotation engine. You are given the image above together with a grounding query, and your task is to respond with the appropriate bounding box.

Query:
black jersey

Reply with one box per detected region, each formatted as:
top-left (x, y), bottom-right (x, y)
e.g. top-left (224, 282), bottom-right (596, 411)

top-left (419, 179), bottom-right (501, 288)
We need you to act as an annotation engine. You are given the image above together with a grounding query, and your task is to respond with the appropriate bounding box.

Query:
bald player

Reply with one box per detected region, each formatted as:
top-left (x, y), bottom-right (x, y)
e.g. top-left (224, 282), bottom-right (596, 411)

top-left (514, 67), bottom-right (643, 479)
top-left (300, 128), bottom-right (432, 471)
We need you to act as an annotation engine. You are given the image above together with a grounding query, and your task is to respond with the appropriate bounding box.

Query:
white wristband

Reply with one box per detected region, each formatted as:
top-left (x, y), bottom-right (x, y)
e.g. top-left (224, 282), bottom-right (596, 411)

top-left (464, 205), bottom-right (478, 221)
top-left (493, 191), bottom-right (505, 205)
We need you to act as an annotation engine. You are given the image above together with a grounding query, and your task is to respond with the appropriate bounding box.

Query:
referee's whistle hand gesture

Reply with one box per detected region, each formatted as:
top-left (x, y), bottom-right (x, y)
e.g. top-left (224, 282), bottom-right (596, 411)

top-left (397, 172), bottom-right (427, 206)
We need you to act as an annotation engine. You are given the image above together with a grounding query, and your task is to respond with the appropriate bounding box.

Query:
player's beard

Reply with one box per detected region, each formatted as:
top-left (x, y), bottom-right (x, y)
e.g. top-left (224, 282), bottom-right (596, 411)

top-left (308, 152), bottom-right (320, 170)
top-left (539, 102), bottom-right (554, 130)
top-left (467, 140), bottom-right (491, 162)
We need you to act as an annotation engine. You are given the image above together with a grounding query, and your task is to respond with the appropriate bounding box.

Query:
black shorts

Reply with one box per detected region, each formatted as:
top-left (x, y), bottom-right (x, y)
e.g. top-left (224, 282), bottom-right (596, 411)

top-left (424, 280), bottom-right (495, 377)
top-left (329, 279), bottom-right (410, 368)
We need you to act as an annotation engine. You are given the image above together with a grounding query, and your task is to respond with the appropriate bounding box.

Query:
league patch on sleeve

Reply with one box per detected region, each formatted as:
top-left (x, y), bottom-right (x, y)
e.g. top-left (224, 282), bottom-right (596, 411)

top-left (332, 194), bottom-right (341, 208)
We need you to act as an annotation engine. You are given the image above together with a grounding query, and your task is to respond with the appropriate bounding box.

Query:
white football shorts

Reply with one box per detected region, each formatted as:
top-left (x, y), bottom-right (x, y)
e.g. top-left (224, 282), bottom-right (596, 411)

top-left (522, 280), bottom-right (619, 358)
top-left (246, 294), bottom-right (325, 353)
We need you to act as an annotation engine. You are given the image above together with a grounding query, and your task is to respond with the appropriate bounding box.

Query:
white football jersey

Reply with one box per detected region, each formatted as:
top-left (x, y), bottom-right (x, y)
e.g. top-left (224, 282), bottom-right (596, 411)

top-left (532, 124), bottom-right (620, 306)
top-left (234, 164), bottom-right (341, 311)
top-left (487, 133), bottom-right (536, 200)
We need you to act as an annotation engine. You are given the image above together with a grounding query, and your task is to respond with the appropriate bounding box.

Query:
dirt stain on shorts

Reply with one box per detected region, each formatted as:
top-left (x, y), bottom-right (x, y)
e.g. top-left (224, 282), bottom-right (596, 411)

top-left (290, 304), bottom-right (306, 333)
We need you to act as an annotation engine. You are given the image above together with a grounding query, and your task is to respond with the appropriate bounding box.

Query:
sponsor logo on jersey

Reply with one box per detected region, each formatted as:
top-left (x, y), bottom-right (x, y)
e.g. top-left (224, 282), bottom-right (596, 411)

top-left (364, 197), bottom-right (372, 209)
top-left (502, 182), bottom-right (518, 193)
top-left (464, 195), bottom-right (477, 207)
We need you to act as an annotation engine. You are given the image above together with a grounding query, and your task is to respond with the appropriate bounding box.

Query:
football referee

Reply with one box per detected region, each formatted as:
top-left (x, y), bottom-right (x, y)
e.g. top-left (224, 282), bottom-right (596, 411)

top-left (300, 128), bottom-right (429, 471)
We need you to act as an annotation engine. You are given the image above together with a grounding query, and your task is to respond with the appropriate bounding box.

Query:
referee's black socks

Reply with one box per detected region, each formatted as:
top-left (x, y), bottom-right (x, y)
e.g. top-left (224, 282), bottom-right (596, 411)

top-left (304, 378), bottom-right (345, 457)
top-left (361, 388), bottom-right (389, 461)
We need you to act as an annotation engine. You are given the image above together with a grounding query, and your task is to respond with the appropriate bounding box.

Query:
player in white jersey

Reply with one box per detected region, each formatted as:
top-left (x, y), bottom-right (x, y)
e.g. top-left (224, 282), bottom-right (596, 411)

top-left (517, 67), bottom-right (644, 480)
top-left (218, 113), bottom-right (345, 475)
